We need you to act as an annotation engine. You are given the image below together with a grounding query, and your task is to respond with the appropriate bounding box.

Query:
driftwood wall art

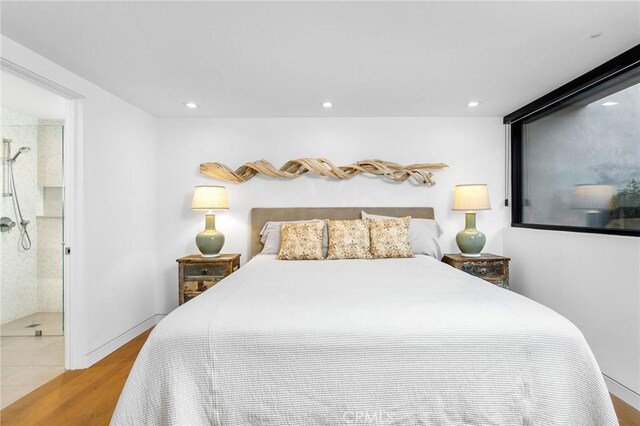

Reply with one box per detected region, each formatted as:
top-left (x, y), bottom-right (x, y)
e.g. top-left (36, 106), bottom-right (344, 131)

top-left (200, 158), bottom-right (448, 185)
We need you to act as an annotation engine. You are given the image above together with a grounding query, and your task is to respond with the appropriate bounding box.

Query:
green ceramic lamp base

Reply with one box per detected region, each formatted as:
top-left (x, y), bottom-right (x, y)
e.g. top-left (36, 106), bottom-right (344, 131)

top-left (195, 212), bottom-right (225, 257)
top-left (460, 252), bottom-right (482, 258)
top-left (456, 211), bottom-right (486, 257)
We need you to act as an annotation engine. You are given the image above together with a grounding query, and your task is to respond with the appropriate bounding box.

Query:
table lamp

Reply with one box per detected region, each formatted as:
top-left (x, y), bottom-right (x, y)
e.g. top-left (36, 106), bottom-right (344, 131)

top-left (573, 184), bottom-right (614, 228)
top-left (452, 184), bottom-right (491, 257)
top-left (192, 185), bottom-right (229, 257)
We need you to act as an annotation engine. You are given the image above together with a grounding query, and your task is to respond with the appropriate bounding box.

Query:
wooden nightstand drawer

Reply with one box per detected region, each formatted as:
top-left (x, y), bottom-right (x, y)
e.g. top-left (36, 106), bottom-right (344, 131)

top-left (177, 254), bottom-right (241, 305)
top-left (460, 261), bottom-right (505, 279)
top-left (183, 280), bottom-right (222, 303)
top-left (442, 253), bottom-right (510, 289)
top-left (183, 264), bottom-right (227, 280)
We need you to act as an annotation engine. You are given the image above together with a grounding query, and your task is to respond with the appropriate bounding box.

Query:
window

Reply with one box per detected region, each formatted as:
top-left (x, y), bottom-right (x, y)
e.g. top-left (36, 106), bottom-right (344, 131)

top-left (506, 45), bottom-right (640, 236)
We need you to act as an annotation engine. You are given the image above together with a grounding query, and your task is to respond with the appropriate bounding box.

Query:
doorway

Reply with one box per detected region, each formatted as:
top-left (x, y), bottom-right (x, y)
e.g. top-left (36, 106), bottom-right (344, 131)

top-left (0, 71), bottom-right (66, 408)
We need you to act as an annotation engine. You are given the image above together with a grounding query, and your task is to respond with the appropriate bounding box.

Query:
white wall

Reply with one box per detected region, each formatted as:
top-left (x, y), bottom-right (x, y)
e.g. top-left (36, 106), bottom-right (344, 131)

top-left (504, 227), bottom-right (640, 409)
top-left (156, 117), bottom-right (509, 312)
top-left (2, 36), bottom-right (159, 367)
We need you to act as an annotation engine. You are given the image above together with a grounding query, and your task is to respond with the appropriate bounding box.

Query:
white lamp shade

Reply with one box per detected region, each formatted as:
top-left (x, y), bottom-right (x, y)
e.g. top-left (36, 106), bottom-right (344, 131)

top-left (192, 185), bottom-right (229, 210)
top-left (452, 184), bottom-right (491, 211)
top-left (573, 184), bottom-right (614, 210)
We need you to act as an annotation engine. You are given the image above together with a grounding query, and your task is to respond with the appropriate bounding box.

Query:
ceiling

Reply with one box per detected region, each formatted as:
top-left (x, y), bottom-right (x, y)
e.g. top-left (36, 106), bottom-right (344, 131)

top-left (1, 1), bottom-right (639, 118)
top-left (1, 71), bottom-right (66, 120)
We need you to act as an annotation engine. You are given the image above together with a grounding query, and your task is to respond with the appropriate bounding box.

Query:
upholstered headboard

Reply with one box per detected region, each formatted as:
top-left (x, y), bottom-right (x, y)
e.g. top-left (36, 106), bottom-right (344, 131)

top-left (250, 207), bottom-right (435, 259)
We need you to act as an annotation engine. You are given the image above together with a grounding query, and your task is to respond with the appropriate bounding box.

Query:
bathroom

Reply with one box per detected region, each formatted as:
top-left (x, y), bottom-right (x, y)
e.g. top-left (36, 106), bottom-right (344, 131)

top-left (1, 71), bottom-right (66, 408)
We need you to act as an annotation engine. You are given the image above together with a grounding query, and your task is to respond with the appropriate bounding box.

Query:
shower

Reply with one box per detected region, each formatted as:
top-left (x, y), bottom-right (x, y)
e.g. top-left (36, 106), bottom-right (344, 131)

top-left (11, 146), bottom-right (31, 162)
top-left (2, 138), bottom-right (32, 250)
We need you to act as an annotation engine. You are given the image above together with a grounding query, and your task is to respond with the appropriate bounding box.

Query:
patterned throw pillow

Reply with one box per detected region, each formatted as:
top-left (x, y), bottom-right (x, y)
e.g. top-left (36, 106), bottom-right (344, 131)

top-left (367, 216), bottom-right (414, 259)
top-left (326, 219), bottom-right (371, 259)
top-left (361, 211), bottom-right (443, 259)
top-left (276, 221), bottom-right (325, 260)
top-left (260, 220), bottom-right (329, 257)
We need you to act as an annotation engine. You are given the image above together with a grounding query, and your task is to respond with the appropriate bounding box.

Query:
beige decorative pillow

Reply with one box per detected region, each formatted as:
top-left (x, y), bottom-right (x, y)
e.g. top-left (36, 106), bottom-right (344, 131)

top-left (367, 216), bottom-right (414, 259)
top-left (326, 219), bottom-right (371, 259)
top-left (277, 221), bottom-right (325, 260)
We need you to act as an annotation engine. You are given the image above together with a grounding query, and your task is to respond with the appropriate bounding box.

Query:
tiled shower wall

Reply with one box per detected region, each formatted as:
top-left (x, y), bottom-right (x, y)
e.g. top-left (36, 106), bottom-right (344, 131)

top-left (1, 108), bottom-right (63, 323)
top-left (36, 121), bottom-right (63, 313)
top-left (0, 108), bottom-right (39, 323)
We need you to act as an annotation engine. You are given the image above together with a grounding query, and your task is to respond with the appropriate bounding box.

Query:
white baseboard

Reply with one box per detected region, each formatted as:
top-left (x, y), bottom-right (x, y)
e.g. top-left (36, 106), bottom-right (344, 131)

top-left (604, 374), bottom-right (640, 411)
top-left (84, 314), bottom-right (165, 368)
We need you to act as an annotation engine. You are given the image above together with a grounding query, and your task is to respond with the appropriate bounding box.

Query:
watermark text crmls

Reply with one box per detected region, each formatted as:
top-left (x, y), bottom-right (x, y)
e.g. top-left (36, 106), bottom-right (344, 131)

top-left (342, 410), bottom-right (394, 424)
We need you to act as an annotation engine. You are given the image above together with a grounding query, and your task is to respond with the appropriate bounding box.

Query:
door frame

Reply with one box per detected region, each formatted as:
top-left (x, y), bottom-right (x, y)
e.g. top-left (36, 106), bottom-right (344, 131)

top-left (1, 58), bottom-right (86, 369)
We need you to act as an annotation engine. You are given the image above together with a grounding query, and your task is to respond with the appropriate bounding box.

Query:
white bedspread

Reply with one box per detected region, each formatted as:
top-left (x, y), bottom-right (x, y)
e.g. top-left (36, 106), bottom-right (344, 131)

top-left (112, 255), bottom-right (617, 425)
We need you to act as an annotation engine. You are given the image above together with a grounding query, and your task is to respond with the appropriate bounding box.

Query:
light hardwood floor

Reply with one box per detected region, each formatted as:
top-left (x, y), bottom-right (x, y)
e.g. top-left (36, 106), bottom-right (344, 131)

top-left (1, 327), bottom-right (639, 425)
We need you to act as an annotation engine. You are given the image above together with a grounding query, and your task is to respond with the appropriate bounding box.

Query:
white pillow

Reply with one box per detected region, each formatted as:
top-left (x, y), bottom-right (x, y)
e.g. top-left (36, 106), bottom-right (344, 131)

top-left (361, 211), bottom-right (443, 259)
top-left (260, 220), bottom-right (328, 257)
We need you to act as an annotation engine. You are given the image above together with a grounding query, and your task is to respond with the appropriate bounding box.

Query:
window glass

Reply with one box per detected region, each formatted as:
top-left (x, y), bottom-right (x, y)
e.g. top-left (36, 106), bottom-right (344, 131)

top-left (521, 72), bottom-right (640, 231)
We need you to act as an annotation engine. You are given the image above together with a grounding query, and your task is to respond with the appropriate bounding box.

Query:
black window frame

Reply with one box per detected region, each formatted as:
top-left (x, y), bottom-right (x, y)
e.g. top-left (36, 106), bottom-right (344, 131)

top-left (504, 44), bottom-right (640, 237)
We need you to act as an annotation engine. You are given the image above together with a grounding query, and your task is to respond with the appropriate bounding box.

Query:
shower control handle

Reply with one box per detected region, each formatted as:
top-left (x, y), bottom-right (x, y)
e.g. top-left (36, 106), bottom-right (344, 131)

top-left (0, 217), bottom-right (16, 232)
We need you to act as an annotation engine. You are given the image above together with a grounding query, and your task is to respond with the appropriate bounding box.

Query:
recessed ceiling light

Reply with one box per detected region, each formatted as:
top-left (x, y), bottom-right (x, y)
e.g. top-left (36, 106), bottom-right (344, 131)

top-left (601, 101), bottom-right (618, 106)
top-left (590, 32), bottom-right (602, 39)
top-left (322, 101), bottom-right (333, 108)
top-left (467, 101), bottom-right (480, 107)
top-left (184, 102), bottom-right (199, 109)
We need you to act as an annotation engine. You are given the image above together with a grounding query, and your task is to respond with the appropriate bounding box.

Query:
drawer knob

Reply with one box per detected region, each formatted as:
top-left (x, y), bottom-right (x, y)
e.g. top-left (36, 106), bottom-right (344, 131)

top-left (201, 268), bottom-right (208, 275)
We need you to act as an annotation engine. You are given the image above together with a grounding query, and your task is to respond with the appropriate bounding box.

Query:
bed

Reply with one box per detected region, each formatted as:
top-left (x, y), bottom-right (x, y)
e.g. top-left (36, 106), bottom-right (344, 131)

top-left (112, 208), bottom-right (617, 425)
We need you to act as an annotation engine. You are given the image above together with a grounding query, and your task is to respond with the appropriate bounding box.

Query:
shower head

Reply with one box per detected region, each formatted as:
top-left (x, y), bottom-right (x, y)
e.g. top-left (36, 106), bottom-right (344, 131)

top-left (10, 147), bottom-right (30, 162)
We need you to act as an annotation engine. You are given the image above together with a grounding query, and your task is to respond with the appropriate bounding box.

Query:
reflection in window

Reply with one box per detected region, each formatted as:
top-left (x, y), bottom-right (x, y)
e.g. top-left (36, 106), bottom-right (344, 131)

top-left (521, 71), bottom-right (640, 231)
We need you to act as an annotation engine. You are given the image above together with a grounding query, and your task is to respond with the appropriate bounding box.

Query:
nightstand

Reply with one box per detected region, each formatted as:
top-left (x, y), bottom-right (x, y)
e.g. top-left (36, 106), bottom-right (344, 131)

top-left (176, 254), bottom-right (240, 305)
top-left (442, 253), bottom-right (510, 289)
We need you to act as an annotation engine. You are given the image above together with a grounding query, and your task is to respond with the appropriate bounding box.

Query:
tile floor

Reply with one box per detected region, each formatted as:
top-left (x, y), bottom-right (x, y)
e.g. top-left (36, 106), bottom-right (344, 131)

top-left (1, 312), bottom-right (63, 337)
top-left (1, 312), bottom-right (65, 409)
